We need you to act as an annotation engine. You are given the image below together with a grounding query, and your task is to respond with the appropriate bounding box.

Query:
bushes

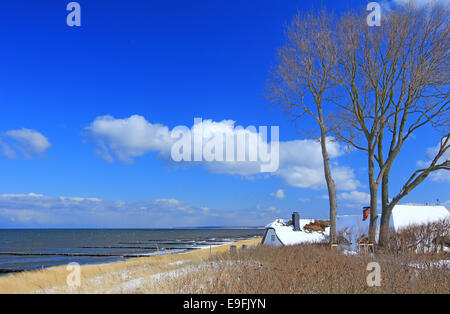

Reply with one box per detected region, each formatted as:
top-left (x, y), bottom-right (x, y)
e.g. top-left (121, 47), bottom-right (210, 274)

top-left (388, 218), bottom-right (450, 254)
top-left (161, 243), bottom-right (449, 294)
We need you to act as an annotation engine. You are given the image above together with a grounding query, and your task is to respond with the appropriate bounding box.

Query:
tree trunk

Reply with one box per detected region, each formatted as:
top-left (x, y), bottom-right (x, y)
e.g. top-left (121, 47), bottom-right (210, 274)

top-left (368, 184), bottom-right (378, 243)
top-left (319, 124), bottom-right (337, 244)
top-left (379, 165), bottom-right (392, 248)
top-left (368, 151), bottom-right (378, 244)
top-left (379, 206), bottom-right (393, 248)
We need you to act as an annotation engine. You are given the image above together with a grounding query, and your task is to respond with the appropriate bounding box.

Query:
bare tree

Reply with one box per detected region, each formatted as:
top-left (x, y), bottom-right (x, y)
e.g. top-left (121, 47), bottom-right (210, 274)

top-left (331, 4), bottom-right (449, 245)
top-left (266, 9), bottom-right (339, 243)
top-left (330, 9), bottom-right (387, 242)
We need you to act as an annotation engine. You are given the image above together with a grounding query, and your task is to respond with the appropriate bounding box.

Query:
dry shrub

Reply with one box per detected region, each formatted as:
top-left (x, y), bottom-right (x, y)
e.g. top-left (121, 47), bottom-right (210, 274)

top-left (160, 244), bottom-right (449, 294)
top-left (336, 230), bottom-right (352, 245)
top-left (303, 220), bottom-right (330, 233)
top-left (388, 218), bottom-right (450, 254)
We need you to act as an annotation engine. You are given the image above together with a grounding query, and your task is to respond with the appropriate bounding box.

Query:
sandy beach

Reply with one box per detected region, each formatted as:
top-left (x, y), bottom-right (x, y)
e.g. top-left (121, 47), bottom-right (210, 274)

top-left (0, 238), bottom-right (261, 294)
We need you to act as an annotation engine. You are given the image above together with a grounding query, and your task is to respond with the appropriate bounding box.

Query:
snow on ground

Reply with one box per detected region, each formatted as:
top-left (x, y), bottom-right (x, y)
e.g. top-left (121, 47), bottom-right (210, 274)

top-left (103, 260), bottom-right (255, 293)
top-left (106, 277), bottom-right (146, 293)
top-left (340, 249), bottom-right (358, 256)
top-left (35, 248), bottom-right (257, 293)
top-left (167, 260), bottom-right (191, 267)
top-left (409, 260), bottom-right (450, 269)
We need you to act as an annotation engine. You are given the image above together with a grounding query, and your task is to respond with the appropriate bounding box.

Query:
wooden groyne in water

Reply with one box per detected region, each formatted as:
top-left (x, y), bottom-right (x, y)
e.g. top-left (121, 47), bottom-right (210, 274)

top-left (0, 252), bottom-right (164, 258)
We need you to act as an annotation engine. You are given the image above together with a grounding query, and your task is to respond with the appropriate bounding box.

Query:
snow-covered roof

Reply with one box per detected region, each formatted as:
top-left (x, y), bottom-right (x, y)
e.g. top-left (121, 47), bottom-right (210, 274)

top-left (265, 219), bottom-right (329, 245)
top-left (337, 204), bottom-right (449, 233)
top-left (391, 205), bottom-right (449, 231)
top-left (265, 205), bottom-right (449, 248)
top-left (336, 204), bottom-right (449, 249)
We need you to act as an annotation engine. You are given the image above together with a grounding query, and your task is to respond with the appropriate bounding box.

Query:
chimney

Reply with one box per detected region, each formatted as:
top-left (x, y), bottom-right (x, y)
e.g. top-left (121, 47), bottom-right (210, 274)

top-left (363, 206), bottom-right (371, 221)
top-left (292, 212), bottom-right (300, 231)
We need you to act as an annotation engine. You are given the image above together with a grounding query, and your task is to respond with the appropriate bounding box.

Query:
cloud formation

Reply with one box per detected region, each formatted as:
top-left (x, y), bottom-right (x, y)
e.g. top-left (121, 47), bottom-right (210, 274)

top-left (85, 115), bottom-right (173, 163)
top-left (393, 0), bottom-right (449, 7)
top-left (0, 128), bottom-right (51, 159)
top-left (338, 191), bottom-right (370, 206)
top-left (417, 142), bottom-right (450, 183)
top-left (0, 193), bottom-right (289, 228)
top-left (85, 115), bottom-right (359, 191)
top-left (271, 189), bottom-right (285, 200)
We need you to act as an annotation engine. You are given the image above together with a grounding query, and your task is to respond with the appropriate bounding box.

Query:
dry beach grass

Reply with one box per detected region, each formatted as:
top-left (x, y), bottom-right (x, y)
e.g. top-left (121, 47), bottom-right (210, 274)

top-left (158, 244), bottom-right (449, 294)
top-left (0, 238), bottom-right (261, 294)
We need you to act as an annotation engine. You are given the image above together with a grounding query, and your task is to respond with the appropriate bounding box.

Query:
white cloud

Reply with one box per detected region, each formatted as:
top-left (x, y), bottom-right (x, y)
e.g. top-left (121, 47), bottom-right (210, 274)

top-left (85, 115), bottom-right (173, 163)
top-left (339, 191), bottom-right (370, 205)
top-left (0, 193), bottom-right (288, 227)
top-left (85, 116), bottom-right (271, 172)
top-left (187, 119), bottom-right (272, 175)
top-left (331, 167), bottom-right (361, 191)
top-left (85, 115), bottom-right (359, 191)
top-left (276, 163), bottom-right (358, 191)
top-left (271, 189), bottom-right (285, 200)
top-left (381, 1), bottom-right (450, 21)
top-left (278, 139), bottom-right (343, 168)
top-left (0, 193), bottom-right (206, 227)
top-left (1, 128), bottom-right (51, 159)
top-left (428, 171), bottom-right (450, 182)
top-left (277, 166), bottom-right (324, 189)
top-left (272, 138), bottom-right (359, 190)
top-left (417, 142), bottom-right (450, 183)
top-left (392, 0), bottom-right (449, 7)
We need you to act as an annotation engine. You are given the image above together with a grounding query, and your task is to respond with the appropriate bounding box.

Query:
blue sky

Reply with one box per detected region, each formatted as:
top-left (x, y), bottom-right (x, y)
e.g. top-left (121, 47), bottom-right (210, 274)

top-left (0, 0), bottom-right (448, 228)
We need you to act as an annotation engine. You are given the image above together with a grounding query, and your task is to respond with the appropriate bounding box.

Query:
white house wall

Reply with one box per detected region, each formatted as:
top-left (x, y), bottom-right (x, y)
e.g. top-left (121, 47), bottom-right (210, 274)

top-left (262, 228), bottom-right (283, 246)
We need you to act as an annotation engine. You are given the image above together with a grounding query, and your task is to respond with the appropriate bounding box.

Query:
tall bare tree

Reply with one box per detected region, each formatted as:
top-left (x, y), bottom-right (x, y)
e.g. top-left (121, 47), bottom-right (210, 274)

top-left (330, 9), bottom-right (387, 242)
top-left (376, 5), bottom-right (449, 247)
top-left (266, 9), bottom-right (339, 243)
top-left (331, 4), bottom-right (449, 245)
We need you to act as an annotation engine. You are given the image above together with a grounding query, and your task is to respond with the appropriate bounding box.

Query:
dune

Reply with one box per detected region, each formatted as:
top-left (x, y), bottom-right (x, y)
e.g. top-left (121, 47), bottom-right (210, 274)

top-left (0, 238), bottom-right (261, 294)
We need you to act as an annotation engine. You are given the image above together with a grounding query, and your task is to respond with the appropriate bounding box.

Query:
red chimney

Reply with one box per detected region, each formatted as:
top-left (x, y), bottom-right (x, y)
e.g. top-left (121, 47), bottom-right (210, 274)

top-left (363, 207), bottom-right (371, 221)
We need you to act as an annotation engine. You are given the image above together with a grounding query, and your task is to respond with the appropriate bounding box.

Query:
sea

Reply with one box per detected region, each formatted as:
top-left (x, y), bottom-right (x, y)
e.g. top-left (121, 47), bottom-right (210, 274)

top-left (0, 228), bottom-right (264, 274)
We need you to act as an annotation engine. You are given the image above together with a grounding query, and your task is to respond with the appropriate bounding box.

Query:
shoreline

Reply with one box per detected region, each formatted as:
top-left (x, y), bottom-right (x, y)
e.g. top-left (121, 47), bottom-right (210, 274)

top-left (0, 237), bottom-right (262, 293)
top-left (0, 236), bottom-right (261, 275)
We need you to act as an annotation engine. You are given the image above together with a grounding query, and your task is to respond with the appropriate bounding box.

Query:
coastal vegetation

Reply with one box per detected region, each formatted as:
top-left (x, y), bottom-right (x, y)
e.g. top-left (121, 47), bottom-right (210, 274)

top-left (1, 220), bottom-right (448, 294)
top-left (162, 242), bottom-right (448, 294)
top-left (0, 238), bottom-right (260, 293)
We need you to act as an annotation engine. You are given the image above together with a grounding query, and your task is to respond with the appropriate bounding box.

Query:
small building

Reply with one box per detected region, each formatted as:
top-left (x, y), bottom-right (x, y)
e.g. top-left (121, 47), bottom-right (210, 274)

top-left (390, 204), bottom-right (449, 230)
top-left (337, 204), bottom-right (449, 250)
top-left (262, 205), bottom-right (449, 248)
top-left (261, 212), bottom-right (329, 246)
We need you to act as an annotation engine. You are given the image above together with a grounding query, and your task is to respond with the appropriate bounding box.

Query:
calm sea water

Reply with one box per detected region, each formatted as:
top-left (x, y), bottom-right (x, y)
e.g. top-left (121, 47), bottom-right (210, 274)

top-left (0, 228), bottom-right (264, 273)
